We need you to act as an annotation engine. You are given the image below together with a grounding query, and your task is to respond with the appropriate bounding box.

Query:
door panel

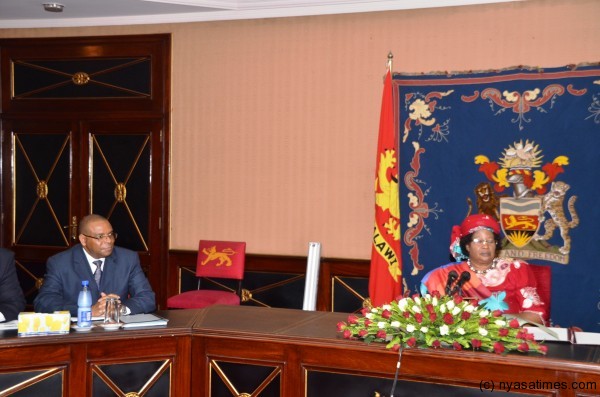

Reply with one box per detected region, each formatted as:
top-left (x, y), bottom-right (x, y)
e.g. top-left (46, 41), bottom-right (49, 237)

top-left (86, 119), bottom-right (163, 276)
top-left (4, 119), bottom-right (79, 253)
top-left (13, 127), bottom-right (73, 247)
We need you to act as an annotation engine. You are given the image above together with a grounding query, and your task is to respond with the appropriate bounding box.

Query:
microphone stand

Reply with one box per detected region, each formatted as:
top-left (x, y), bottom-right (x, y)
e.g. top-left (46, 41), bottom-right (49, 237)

top-left (389, 337), bottom-right (403, 397)
top-left (449, 271), bottom-right (471, 297)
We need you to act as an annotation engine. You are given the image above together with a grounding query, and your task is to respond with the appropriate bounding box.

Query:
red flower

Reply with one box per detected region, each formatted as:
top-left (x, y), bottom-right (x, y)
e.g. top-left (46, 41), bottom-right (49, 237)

top-left (453, 341), bottom-right (462, 351)
top-left (453, 295), bottom-right (463, 305)
top-left (539, 345), bottom-right (548, 354)
top-left (425, 304), bottom-right (435, 314)
top-left (432, 340), bottom-right (441, 348)
top-left (509, 318), bottom-right (520, 328)
top-left (429, 313), bottom-right (438, 322)
top-left (347, 315), bottom-right (359, 324)
top-left (343, 329), bottom-right (352, 339)
top-left (524, 332), bottom-right (535, 341)
top-left (498, 328), bottom-right (509, 337)
top-left (471, 339), bottom-right (482, 349)
top-left (518, 342), bottom-right (530, 352)
top-left (403, 311), bottom-right (411, 319)
top-left (358, 329), bottom-right (368, 337)
top-left (516, 331), bottom-right (526, 340)
top-left (376, 330), bottom-right (387, 339)
top-left (461, 311), bottom-right (471, 320)
top-left (336, 322), bottom-right (345, 332)
top-left (412, 293), bottom-right (420, 300)
top-left (361, 307), bottom-right (369, 316)
top-left (391, 344), bottom-right (401, 352)
top-left (479, 318), bottom-right (489, 326)
top-left (382, 310), bottom-right (392, 319)
top-left (407, 337), bottom-right (417, 347)
top-left (493, 341), bottom-right (505, 354)
top-left (431, 290), bottom-right (441, 298)
top-left (414, 313), bottom-right (424, 323)
top-left (443, 313), bottom-right (454, 325)
top-left (492, 310), bottom-right (502, 317)
top-left (364, 319), bottom-right (372, 327)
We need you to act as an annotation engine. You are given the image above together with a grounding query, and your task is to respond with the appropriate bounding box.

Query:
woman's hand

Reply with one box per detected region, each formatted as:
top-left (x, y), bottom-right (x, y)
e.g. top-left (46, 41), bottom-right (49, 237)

top-left (518, 311), bottom-right (545, 326)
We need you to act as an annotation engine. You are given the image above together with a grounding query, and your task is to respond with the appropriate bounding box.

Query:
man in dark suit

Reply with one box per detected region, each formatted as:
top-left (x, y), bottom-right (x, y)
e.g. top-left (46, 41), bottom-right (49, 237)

top-left (0, 248), bottom-right (26, 322)
top-left (34, 214), bottom-right (155, 317)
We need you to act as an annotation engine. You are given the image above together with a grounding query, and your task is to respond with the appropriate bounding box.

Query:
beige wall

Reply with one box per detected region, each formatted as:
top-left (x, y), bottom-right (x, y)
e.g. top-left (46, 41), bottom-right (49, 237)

top-left (1, 0), bottom-right (599, 259)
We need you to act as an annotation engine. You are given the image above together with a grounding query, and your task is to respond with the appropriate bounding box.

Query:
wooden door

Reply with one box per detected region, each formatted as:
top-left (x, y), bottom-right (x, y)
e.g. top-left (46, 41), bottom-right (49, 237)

top-left (1, 117), bottom-right (166, 307)
top-left (0, 34), bottom-right (170, 308)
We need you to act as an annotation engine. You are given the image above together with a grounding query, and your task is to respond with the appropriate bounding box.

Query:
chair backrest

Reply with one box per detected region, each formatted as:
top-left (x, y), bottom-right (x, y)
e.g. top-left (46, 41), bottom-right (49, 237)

top-left (196, 240), bottom-right (246, 280)
top-left (528, 263), bottom-right (551, 316)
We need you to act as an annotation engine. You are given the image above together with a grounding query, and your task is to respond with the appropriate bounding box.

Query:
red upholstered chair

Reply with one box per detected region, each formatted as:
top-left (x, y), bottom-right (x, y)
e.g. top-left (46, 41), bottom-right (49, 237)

top-left (528, 264), bottom-right (551, 319)
top-left (167, 240), bottom-right (246, 309)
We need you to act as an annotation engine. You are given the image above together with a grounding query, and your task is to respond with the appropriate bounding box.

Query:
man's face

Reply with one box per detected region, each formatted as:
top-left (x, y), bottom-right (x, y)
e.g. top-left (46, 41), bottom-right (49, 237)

top-left (79, 219), bottom-right (116, 259)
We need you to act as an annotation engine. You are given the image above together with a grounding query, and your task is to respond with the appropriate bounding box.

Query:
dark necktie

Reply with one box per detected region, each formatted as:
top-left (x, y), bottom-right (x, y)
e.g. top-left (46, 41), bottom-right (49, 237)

top-left (93, 260), bottom-right (102, 287)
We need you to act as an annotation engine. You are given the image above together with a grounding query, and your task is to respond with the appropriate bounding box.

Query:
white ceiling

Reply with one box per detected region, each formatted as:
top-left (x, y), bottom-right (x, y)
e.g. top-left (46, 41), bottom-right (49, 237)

top-left (0, 0), bottom-right (520, 29)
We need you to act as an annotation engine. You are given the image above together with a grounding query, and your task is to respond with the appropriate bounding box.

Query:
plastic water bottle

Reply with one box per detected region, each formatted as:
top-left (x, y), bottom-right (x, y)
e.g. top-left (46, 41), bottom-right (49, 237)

top-left (77, 280), bottom-right (92, 328)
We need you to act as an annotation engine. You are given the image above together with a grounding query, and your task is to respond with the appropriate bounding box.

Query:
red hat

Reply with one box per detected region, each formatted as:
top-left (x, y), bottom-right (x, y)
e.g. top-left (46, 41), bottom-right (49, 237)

top-left (458, 214), bottom-right (500, 236)
top-left (449, 214), bottom-right (500, 260)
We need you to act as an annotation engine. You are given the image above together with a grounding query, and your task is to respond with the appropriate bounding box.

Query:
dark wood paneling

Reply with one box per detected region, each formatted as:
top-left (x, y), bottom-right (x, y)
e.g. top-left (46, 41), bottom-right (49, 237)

top-left (0, 34), bottom-right (170, 115)
top-left (1, 34), bottom-right (171, 307)
top-left (1, 308), bottom-right (599, 397)
top-left (167, 250), bottom-right (370, 312)
top-left (192, 306), bottom-right (600, 397)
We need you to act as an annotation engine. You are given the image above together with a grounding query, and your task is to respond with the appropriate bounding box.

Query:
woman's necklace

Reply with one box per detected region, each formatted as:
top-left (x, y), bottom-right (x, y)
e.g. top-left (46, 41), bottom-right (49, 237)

top-left (467, 258), bottom-right (498, 275)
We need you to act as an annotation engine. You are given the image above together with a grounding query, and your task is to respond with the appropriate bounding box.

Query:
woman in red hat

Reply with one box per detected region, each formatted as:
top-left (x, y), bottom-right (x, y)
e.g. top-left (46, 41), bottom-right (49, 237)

top-left (420, 214), bottom-right (548, 325)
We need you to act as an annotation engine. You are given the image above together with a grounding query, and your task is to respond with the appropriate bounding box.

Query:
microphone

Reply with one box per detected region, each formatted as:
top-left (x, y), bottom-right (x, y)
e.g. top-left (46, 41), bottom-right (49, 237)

top-left (451, 271), bottom-right (471, 296)
top-left (445, 270), bottom-right (458, 295)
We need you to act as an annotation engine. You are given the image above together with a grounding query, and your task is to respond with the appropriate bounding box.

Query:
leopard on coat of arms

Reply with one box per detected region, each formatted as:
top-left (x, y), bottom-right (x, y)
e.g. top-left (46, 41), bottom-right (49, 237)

top-left (466, 182), bottom-right (501, 221)
top-left (201, 246), bottom-right (237, 267)
top-left (534, 181), bottom-right (579, 255)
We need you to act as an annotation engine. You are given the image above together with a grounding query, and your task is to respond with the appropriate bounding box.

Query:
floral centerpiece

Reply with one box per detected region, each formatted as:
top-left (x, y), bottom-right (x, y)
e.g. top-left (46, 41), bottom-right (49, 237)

top-left (337, 292), bottom-right (547, 355)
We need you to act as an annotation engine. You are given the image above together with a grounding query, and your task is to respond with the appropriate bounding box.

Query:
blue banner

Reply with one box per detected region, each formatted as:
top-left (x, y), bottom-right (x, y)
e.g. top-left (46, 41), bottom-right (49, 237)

top-left (396, 64), bottom-right (600, 331)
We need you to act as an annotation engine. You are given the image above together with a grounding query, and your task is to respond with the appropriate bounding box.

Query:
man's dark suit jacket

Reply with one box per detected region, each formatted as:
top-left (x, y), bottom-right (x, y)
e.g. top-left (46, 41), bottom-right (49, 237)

top-left (0, 248), bottom-right (26, 322)
top-left (34, 244), bottom-right (156, 316)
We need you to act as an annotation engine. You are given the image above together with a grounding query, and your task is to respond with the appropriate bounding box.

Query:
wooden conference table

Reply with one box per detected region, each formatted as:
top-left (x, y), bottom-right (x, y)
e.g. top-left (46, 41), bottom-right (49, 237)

top-left (0, 306), bottom-right (599, 396)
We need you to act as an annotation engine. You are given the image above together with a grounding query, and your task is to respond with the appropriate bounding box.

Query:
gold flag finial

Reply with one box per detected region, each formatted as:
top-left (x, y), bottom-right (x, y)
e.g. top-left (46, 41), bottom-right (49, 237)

top-left (387, 51), bottom-right (393, 71)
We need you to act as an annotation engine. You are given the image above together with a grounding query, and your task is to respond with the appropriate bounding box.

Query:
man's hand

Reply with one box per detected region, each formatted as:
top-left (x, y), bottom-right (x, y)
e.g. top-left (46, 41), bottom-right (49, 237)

top-left (91, 292), bottom-right (121, 317)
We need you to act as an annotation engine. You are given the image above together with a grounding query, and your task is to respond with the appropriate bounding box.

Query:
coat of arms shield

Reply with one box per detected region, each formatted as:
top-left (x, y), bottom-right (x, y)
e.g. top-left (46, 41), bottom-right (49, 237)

top-left (499, 197), bottom-right (542, 248)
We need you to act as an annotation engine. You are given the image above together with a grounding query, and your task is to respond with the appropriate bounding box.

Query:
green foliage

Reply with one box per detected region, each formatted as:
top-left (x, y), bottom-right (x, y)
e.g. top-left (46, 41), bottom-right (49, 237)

top-left (337, 293), bottom-right (547, 355)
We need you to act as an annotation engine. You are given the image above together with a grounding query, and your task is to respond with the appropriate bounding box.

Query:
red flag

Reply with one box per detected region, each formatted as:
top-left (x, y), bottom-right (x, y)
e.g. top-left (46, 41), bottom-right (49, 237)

top-left (368, 69), bottom-right (402, 307)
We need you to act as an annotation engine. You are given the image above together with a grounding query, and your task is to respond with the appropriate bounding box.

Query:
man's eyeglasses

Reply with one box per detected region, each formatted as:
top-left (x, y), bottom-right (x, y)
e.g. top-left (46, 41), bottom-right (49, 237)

top-left (82, 232), bottom-right (118, 241)
top-left (471, 238), bottom-right (494, 245)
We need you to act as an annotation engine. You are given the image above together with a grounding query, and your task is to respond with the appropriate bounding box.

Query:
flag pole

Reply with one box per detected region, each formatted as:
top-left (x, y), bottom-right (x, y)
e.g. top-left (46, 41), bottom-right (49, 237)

top-left (387, 51), bottom-right (393, 73)
top-left (369, 53), bottom-right (402, 308)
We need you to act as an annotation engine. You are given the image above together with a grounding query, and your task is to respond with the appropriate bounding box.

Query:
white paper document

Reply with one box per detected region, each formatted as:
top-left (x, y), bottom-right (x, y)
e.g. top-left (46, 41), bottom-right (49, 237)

top-left (0, 320), bottom-right (18, 330)
top-left (120, 313), bottom-right (168, 328)
top-left (524, 326), bottom-right (571, 342)
top-left (573, 332), bottom-right (600, 345)
top-left (71, 316), bottom-right (104, 322)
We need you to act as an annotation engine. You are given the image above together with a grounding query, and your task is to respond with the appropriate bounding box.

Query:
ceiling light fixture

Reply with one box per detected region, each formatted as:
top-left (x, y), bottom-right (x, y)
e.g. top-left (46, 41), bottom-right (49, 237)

top-left (43, 3), bottom-right (64, 12)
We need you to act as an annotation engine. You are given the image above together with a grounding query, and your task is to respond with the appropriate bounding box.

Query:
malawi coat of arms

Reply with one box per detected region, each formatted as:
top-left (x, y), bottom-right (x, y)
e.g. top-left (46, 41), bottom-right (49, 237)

top-left (469, 140), bottom-right (578, 264)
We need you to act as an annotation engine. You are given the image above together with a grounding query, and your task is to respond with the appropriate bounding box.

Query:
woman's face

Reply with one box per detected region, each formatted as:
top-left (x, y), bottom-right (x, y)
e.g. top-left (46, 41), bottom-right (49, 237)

top-left (466, 229), bottom-right (496, 266)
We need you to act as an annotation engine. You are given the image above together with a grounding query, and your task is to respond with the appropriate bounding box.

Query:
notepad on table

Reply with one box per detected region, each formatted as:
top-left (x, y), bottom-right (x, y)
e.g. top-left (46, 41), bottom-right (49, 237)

top-left (572, 332), bottom-right (600, 345)
top-left (524, 326), bottom-right (571, 342)
top-left (120, 313), bottom-right (168, 328)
